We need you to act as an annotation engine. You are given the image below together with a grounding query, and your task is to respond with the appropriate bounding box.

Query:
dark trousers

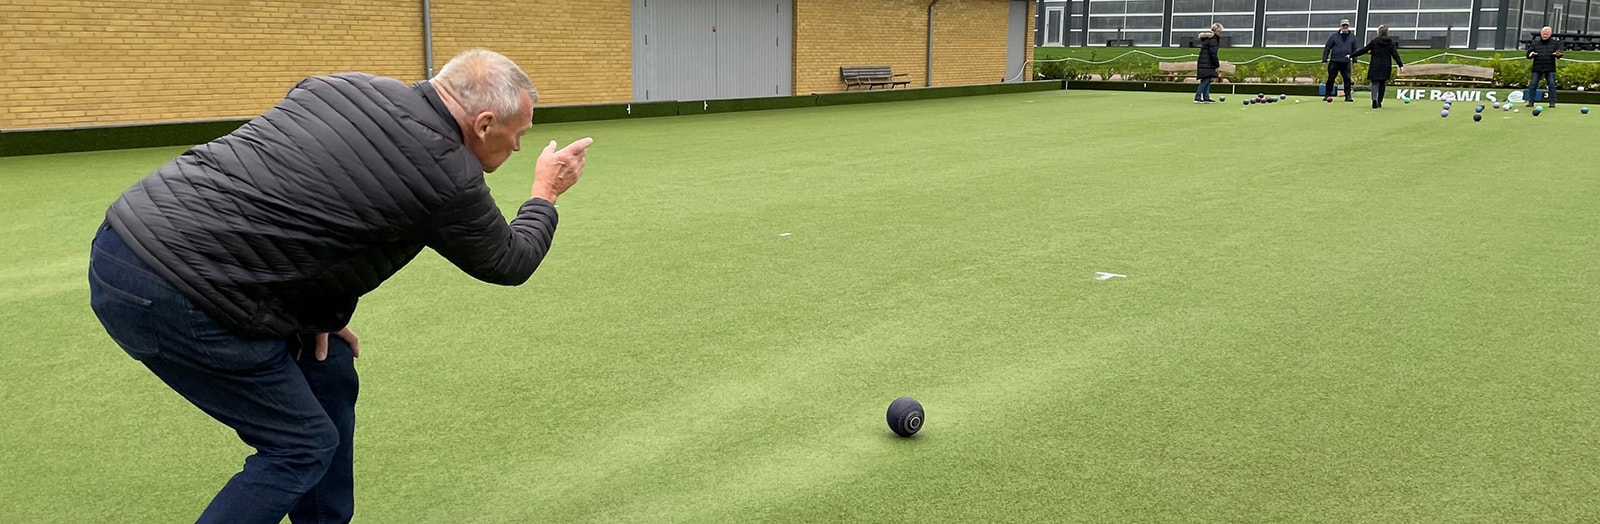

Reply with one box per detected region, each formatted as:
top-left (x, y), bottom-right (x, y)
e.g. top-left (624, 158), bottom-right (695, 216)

top-left (1526, 71), bottom-right (1557, 105)
top-left (1370, 80), bottom-right (1389, 106)
top-left (88, 222), bottom-right (358, 524)
top-left (1325, 61), bottom-right (1353, 99)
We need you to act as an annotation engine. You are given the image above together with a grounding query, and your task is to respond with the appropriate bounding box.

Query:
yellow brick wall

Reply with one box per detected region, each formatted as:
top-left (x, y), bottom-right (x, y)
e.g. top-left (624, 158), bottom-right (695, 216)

top-left (0, 0), bottom-right (422, 130)
top-left (2, 0), bottom-right (1022, 129)
top-left (428, 0), bottom-right (631, 107)
top-left (794, 0), bottom-right (1020, 95)
top-left (793, 0), bottom-right (927, 95)
top-left (932, 0), bottom-right (1016, 86)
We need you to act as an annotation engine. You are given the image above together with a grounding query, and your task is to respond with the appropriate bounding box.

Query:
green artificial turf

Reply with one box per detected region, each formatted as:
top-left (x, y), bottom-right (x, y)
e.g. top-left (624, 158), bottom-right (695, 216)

top-left (2, 90), bottom-right (1597, 522)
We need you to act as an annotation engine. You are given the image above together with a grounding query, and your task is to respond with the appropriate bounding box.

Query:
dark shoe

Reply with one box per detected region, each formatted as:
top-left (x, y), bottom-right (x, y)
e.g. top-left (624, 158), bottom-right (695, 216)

top-left (1346, 97), bottom-right (1354, 102)
top-left (1526, 103), bottom-right (1534, 108)
top-left (1548, 103), bottom-right (1556, 108)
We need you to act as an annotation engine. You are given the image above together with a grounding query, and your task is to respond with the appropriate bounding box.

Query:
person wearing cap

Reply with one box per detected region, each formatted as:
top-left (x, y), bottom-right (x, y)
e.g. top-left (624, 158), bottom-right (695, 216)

top-left (1322, 19), bottom-right (1359, 102)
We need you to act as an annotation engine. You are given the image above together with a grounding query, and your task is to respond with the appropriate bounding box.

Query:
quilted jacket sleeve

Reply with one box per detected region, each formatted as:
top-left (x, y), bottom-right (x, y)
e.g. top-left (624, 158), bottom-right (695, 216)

top-left (424, 178), bottom-right (559, 286)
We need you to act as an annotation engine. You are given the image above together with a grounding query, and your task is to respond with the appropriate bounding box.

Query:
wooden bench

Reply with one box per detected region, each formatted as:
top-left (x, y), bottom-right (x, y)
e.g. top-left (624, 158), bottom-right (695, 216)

top-left (1156, 61), bottom-right (1236, 82)
top-left (840, 66), bottom-right (910, 90)
top-left (1390, 63), bottom-right (1494, 87)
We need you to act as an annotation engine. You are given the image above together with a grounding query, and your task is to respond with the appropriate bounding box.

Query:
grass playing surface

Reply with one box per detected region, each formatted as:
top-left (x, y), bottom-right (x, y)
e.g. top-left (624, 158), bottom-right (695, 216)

top-left (2, 90), bottom-right (1597, 522)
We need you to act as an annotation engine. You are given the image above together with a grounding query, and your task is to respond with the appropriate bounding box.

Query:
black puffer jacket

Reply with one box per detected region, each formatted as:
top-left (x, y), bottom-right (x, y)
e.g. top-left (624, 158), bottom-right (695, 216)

top-left (1350, 36), bottom-right (1404, 81)
top-left (106, 73), bottom-right (558, 338)
top-left (1526, 36), bottom-right (1561, 73)
top-left (1196, 33), bottom-right (1221, 78)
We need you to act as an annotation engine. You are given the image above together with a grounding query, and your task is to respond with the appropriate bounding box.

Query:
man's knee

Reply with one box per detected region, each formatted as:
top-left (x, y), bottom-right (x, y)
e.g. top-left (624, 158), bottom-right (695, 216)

top-left (258, 421), bottom-right (341, 491)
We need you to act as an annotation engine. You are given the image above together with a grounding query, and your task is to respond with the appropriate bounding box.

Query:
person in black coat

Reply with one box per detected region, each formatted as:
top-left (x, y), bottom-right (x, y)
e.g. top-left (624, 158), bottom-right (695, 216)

top-left (1524, 26), bottom-right (1563, 107)
top-left (1194, 23), bottom-right (1224, 103)
top-left (88, 49), bottom-right (593, 523)
top-left (1322, 19), bottom-right (1359, 102)
top-left (1348, 24), bottom-right (1406, 109)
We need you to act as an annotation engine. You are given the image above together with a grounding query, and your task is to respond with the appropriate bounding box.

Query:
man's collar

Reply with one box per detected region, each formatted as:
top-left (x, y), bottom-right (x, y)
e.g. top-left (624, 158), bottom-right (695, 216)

top-left (414, 80), bottom-right (464, 142)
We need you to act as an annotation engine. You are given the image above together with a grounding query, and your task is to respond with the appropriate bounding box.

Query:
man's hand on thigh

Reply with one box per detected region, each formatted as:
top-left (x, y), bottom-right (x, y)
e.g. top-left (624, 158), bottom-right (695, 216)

top-left (314, 327), bottom-right (360, 361)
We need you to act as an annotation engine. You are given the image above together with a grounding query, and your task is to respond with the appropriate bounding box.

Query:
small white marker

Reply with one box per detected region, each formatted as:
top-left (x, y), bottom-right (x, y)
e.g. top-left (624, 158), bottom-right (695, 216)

top-left (1095, 272), bottom-right (1126, 281)
top-left (779, 233), bottom-right (792, 237)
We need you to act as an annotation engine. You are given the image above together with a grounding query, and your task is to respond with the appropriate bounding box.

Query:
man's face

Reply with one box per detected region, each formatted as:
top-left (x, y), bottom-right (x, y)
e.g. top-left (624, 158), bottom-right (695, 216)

top-left (1340, 24), bottom-right (1349, 33)
top-left (470, 91), bottom-right (534, 173)
top-left (1541, 27), bottom-right (1552, 39)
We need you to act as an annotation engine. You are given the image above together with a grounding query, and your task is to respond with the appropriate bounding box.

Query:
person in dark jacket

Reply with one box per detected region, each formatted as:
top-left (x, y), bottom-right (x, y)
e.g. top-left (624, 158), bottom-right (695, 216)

top-left (87, 49), bottom-right (592, 523)
top-left (1525, 26), bottom-right (1563, 107)
top-left (1322, 19), bottom-right (1358, 102)
top-left (1348, 25), bottom-right (1405, 109)
top-left (1194, 23), bottom-right (1224, 103)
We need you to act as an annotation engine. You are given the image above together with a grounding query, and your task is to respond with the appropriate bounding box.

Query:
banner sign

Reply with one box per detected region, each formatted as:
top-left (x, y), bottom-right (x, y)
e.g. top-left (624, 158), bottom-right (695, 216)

top-left (1392, 88), bottom-right (1533, 104)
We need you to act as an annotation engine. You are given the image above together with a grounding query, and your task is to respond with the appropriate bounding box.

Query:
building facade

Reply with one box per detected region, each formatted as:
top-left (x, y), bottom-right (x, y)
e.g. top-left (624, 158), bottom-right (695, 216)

top-left (3, 0), bottom-right (1032, 130)
top-left (1036, 0), bottom-right (1599, 48)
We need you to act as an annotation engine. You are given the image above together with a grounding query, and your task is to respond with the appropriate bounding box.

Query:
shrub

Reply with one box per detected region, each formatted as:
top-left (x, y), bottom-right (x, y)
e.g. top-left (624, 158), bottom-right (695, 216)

top-left (1486, 54), bottom-right (1530, 88)
top-left (1035, 60), bottom-right (1068, 80)
top-left (1557, 62), bottom-right (1600, 90)
top-left (1035, 60), bottom-right (1093, 81)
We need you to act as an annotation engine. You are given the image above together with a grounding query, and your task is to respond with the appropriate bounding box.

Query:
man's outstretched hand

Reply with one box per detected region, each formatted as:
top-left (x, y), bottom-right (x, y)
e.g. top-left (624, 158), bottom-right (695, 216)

top-left (533, 138), bottom-right (594, 204)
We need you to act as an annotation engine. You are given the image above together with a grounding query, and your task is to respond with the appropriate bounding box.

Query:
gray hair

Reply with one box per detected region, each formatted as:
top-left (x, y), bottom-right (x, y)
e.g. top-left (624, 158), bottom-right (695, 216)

top-left (432, 49), bottom-right (537, 119)
top-left (1377, 24), bottom-right (1389, 37)
top-left (1211, 22), bottom-right (1224, 33)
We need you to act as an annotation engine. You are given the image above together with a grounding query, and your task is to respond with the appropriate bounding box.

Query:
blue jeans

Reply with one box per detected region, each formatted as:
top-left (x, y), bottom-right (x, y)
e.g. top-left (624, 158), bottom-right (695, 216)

top-left (88, 222), bottom-right (358, 524)
top-left (1526, 71), bottom-right (1557, 104)
top-left (1195, 77), bottom-right (1214, 101)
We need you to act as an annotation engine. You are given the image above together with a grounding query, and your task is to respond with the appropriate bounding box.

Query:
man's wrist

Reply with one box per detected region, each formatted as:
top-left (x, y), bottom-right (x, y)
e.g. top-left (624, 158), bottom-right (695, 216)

top-left (531, 187), bottom-right (558, 204)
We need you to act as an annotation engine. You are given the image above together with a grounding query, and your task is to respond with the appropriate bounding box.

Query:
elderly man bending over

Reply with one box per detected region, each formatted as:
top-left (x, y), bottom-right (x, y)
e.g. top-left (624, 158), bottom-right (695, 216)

top-left (88, 49), bottom-right (592, 523)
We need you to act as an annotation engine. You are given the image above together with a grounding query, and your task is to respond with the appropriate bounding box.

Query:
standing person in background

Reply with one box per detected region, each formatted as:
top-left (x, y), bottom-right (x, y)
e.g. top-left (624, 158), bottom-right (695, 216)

top-left (1348, 25), bottom-right (1405, 109)
top-left (1194, 23), bottom-right (1224, 104)
top-left (1525, 26), bottom-right (1563, 107)
top-left (1322, 19), bottom-right (1358, 103)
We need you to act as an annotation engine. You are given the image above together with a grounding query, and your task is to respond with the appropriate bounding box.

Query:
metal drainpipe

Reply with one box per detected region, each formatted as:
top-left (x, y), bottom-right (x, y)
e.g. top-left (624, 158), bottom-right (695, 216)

top-left (927, 0), bottom-right (942, 87)
top-left (423, 0), bottom-right (435, 79)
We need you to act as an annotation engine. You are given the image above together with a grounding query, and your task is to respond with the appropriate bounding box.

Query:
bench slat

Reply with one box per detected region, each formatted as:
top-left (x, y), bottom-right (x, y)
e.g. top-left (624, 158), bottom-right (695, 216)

top-left (1157, 61), bottom-right (1236, 74)
top-left (1396, 63), bottom-right (1494, 79)
top-left (842, 66), bottom-right (894, 78)
top-left (841, 66), bottom-right (909, 90)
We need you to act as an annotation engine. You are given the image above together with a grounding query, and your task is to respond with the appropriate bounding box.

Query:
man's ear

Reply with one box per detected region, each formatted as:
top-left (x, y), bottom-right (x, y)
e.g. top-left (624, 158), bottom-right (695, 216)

top-left (473, 111), bottom-right (496, 140)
